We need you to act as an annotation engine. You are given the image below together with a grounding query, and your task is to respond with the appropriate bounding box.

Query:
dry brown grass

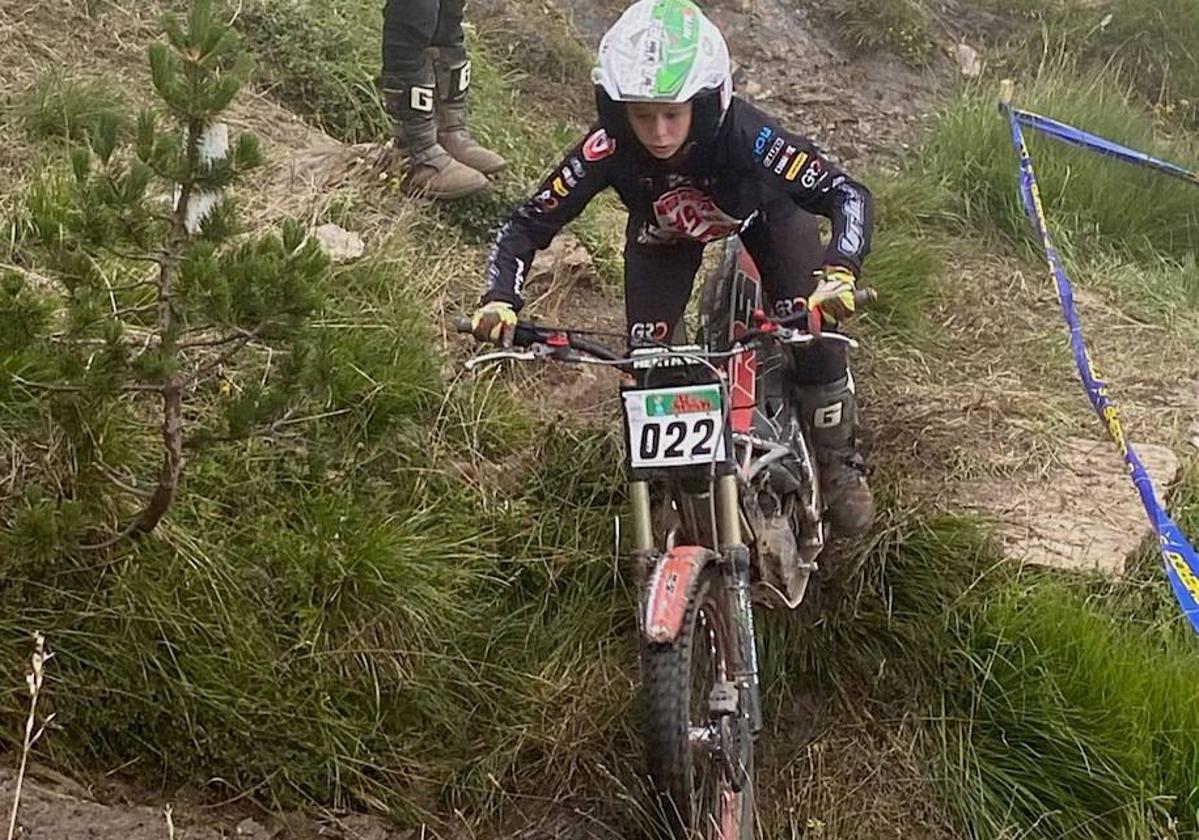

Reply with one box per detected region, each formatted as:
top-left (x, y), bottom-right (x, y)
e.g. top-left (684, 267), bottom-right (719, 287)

top-left (757, 715), bottom-right (956, 840)
top-left (5, 633), bottom-right (53, 840)
top-left (861, 237), bottom-right (1199, 510)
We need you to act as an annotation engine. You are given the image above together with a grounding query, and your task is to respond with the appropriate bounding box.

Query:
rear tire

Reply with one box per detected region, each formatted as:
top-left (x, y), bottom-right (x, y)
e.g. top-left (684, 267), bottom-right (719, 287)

top-left (643, 562), bottom-right (754, 840)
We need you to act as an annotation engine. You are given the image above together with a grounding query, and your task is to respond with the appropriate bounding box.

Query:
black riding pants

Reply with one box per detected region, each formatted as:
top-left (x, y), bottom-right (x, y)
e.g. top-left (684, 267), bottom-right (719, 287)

top-left (624, 200), bottom-right (848, 385)
top-left (381, 0), bottom-right (468, 78)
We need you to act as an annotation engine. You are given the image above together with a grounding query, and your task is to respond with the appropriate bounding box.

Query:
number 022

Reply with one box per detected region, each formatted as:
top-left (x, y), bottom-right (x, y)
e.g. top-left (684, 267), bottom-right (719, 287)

top-left (638, 417), bottom-right (716, 461)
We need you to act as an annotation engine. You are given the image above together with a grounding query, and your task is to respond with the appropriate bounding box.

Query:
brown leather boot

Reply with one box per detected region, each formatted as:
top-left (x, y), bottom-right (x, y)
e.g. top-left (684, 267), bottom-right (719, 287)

top-left (379, 64), bottom-right (489, 200)
top-left (401, 142), bottom-right (489, 199)
top-left (797, 376), bottom-right (875, 536)
top-left (433, 55), bottom-right (507, 176)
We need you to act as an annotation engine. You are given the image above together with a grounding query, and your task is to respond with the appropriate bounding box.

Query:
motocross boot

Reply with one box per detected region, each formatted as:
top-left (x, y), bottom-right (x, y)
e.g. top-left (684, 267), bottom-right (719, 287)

top-left (433, 50), bottom-right (507, 176)
top-left (379, 58), bottom-right (489, 200)
top-left (796, 376), bottom-right (875, 536)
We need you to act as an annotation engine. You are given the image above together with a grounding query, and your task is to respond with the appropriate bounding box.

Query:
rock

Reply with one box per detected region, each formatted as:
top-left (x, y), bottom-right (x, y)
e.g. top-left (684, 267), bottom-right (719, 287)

top-left (236, 817), bottom-right (268, 836)
top-left (324, 814), bottom-right (413, 840)
top-left (525, 231), bottom-right (594, 290)
top-left (953, 43), bottom-right (982, 78)
top-left (965, 436), bottom-right (1181, 575)
top-left (314, 223), bottom-right (366, 263)
top-left (740, 78), bottom-right (774, 100)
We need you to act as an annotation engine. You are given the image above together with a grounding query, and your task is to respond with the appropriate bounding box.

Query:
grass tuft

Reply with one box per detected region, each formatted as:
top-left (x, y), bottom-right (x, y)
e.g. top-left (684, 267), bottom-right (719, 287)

top-left (13, 73), bottom-right (129, 145)
top-left (922, 60), bottom-right (1199, 265)
top-left (834, 0), bottom-right (936, 64)
top-left (944, 575), bottom-right (1199, 839)
top-left (1066, 0), bottom-right (1199, 127)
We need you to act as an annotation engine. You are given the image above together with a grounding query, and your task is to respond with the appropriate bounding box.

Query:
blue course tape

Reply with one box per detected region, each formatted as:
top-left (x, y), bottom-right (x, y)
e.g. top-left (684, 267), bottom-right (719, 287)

top-left (1013, 108), bottom-right (1199, 186)
top-left (1000, 102), bottom-right (1199, 635)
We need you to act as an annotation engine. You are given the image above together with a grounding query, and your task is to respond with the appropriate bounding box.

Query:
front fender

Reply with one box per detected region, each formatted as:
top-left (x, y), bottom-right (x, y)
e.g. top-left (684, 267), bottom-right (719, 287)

top-left (643, 546), bottom-right (720, 644)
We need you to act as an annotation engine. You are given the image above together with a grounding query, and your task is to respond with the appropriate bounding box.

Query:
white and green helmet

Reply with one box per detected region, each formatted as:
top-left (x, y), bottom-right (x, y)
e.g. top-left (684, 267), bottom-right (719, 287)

top-left (593, 0), bottom-right (733, 149)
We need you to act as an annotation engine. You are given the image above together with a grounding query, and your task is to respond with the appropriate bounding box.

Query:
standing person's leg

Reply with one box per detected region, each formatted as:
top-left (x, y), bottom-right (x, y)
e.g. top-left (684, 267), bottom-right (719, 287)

top-left (431, 0), bottom-right (507, 175)
top-left (740, 200), bottom-right (874, 535)
top-left (379, 0), bottom-right (489, 199)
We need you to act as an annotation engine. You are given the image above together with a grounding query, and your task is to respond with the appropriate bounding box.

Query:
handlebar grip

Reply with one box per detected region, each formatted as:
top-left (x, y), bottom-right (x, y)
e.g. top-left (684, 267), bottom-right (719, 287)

top-left (452, 314), bottom-right (472, 334)
top-left (854, 287), bottom-right (878, 307)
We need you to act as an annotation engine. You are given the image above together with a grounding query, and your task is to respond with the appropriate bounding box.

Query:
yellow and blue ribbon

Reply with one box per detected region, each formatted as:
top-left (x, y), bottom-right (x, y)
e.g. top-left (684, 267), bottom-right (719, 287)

top-left (1000, 95), bottom-right (1199, 635)
top-left (1011, 108), bottom-right (1199, 186)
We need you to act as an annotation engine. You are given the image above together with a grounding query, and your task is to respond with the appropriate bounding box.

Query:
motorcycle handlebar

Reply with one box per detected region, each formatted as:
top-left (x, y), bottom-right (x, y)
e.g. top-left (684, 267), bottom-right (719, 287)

top-left (452, 286), bottom-right (878, 360)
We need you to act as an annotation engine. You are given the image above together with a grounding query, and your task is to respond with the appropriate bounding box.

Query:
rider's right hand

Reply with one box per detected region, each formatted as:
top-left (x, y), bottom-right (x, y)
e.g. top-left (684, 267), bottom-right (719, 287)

top-left (470, 301), bottom-right (518, 346)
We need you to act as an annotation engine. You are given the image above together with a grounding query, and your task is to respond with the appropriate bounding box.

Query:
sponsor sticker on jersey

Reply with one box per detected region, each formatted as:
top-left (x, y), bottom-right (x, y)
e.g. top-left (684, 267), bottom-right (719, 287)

top-left (650, 186), bottom-right (743, 243)
top-left (534, 189), bottom-right (560, 212)
top-left (785, 151), bottom-right (810, 181)
top-left (753, 126), bottom-right (773, 159)
top-left (774, 144), bottom-right (796, 175)
top-left (582, 128), bottom-right (617, 162)
top-left (763, 137), bottom-right (785, 168)
top-left (800, 158), bottom-right (825, 189)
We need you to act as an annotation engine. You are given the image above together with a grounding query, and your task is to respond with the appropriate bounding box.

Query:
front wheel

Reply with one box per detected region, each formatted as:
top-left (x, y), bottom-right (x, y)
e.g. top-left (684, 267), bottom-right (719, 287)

top-left (643, 561), bottom-right (755, 840)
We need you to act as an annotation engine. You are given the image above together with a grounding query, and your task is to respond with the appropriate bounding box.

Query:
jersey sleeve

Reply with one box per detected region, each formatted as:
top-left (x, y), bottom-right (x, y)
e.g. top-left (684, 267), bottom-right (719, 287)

top-left (482, 127), bottom-right (618, 309)
top-left (730, 99), bottom-right (873, 276)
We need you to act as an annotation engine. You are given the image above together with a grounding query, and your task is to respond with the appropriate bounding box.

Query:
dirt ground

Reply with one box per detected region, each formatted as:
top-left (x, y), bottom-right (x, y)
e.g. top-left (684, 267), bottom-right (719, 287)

top-left (0, 764), bottom-right (418, 840)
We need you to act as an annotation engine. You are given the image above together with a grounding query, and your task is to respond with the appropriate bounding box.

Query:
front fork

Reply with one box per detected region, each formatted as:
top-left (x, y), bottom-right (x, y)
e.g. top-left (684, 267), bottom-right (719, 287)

top-left (716, 474), bottom-right (764, 736)
top-left (630, 477), bottom-right (764, 735)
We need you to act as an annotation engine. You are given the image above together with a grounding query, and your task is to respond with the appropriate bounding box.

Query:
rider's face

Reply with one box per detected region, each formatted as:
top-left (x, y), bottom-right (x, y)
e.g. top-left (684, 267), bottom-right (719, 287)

top-left (627, 101), bottom-right (693, 160)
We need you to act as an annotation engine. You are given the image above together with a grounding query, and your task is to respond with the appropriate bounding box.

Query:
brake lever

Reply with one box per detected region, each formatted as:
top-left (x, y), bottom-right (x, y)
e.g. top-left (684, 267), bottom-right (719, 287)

top-left (776, 328), bottom-right (859, 350)
top-left (464, 346), bottom-right (543, 369)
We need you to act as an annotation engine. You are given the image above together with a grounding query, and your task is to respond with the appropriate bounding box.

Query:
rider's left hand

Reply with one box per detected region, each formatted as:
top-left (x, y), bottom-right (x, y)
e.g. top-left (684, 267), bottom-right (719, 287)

top-left (807, 266), bottom-right (858, 324)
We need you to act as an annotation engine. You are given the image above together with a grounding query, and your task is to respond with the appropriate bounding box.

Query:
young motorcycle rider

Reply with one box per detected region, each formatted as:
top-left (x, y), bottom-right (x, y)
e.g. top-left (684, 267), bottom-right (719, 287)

top-left (469, 0), bottom-right (875, 534)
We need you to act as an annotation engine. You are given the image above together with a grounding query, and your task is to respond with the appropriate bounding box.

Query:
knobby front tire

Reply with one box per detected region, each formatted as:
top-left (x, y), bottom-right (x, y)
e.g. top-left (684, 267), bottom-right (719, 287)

top-left (642, 562), bottom-right (754, 840)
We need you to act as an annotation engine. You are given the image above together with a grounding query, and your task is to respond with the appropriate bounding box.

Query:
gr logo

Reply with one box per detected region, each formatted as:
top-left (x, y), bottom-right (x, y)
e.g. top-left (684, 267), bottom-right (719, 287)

top-left (630, 321), bottom-right (671, 343)
top-left (772, 296), bottom-right (805, 318)
top-left (410, 85), bottom-right (435, 113)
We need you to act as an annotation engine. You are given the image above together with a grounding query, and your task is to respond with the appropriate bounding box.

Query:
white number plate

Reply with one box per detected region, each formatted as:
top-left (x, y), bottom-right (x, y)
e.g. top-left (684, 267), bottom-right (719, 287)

top-left (622, 384), bottom-right (727, 469)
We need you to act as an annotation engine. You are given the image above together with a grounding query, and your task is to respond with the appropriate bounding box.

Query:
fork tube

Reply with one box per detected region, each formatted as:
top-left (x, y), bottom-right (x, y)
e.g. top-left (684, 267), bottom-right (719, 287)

top-left (629, 480), bottom-right (655, 554)
top-left (717, 475), bottom-right (762, 733)
top-left (715, 474), bottom-right (741, 546)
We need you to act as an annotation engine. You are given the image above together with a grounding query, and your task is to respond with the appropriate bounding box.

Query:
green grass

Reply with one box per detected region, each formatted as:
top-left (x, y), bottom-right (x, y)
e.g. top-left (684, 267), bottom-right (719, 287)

top-left (236, 0), bottom-right (389, 143)
top-left (757, 507), bottom-right (1003, 707)
top-left (922, 61), bottom-right (1199, 266)
top-left (847, 170), bottom-right (960, 342)
top-left (935, 465), bottom-right (1199, 840)
top-left (834, 0), bottom-right (936, 64)
top-left (1074, 250), bottom-right (1199, 329)
top-left (916, 42), bottom-right (1199, 837)
top-left (0, 8), bottom-right (633, 822)
top-left (1063, 0), bottom-right (1199, 127)
top-left (12, 72), bottom-right (129, 145)
top-left (235, 0), bottom-right (624, 280)
top-left (944, 577), bottom-right (1199, 839)
top-left (0, 247), bottom-right (635, 824)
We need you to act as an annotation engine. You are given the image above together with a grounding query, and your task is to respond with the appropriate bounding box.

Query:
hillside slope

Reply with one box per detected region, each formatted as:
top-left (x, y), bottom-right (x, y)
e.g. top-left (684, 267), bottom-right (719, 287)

top-left (2, 0), bottom-right (1199, 838)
